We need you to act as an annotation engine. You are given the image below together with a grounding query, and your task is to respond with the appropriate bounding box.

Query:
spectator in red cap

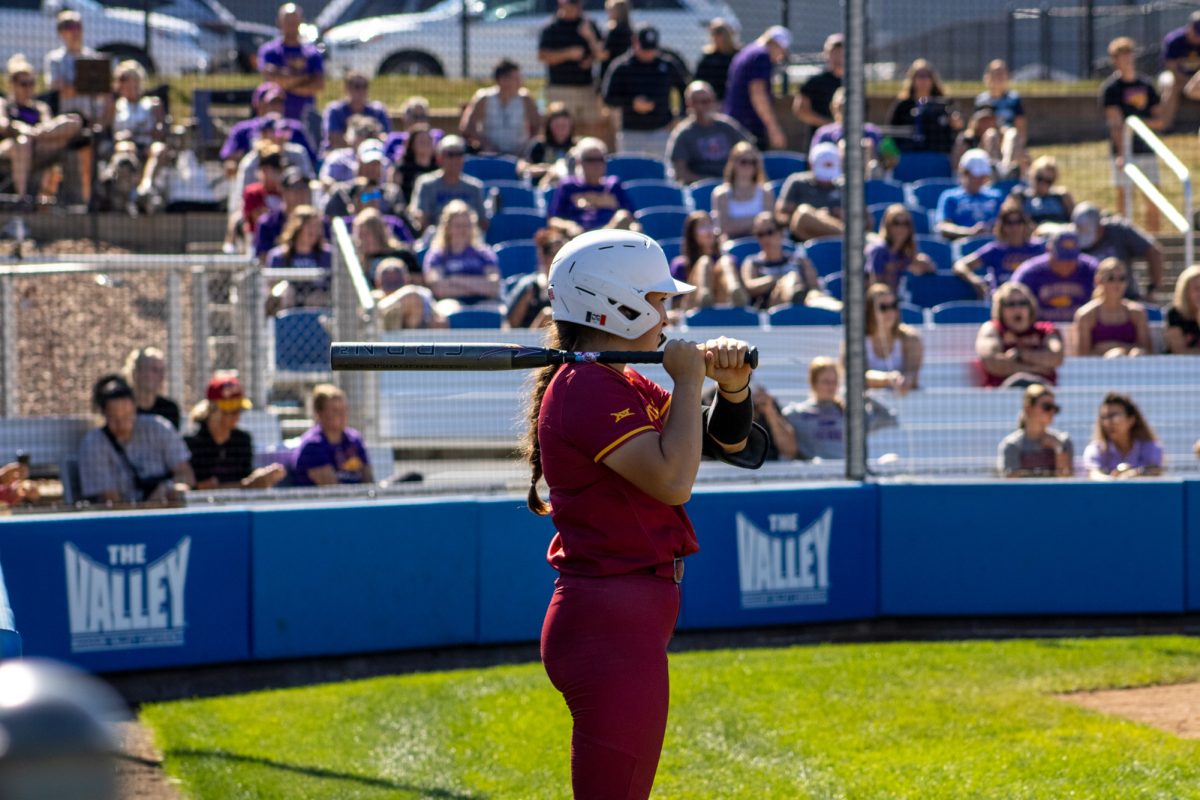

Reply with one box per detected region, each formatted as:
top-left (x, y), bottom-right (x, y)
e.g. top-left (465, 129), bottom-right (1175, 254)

top-left (186, 374), bottom-right (286, 490)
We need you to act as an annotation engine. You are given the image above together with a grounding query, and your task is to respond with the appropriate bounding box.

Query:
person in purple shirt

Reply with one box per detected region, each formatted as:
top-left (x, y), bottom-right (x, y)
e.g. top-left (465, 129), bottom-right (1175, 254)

top-left (254, 167), bottom-right (311, 259)
top-left (1083, 392), bottom-right (1165, 479)
top-left (865, 203), bottom-right (935, 291)
top-left (220, 82), bottom-right (315, 174)
top-left (547, 137), bottom-right (634, 231)
top-left (423, 199), bottom-right (502, 315)
top-left (1012, 225), bottom-right (1099, 323)
top-left (292, 384), bottom-right (373, 486)
top-left (1161, 10), bottom-right (1200, 127)
top-left (257, 3), bottom-right (325, 122)
top-left (953, 196), bottom-right (1045, 297)
top-left (322, 71), bottom-right (391, 154)
top-left (723, 26), bottom-right (791, 151)
top-left (809, 88), bottom-right (882, 166)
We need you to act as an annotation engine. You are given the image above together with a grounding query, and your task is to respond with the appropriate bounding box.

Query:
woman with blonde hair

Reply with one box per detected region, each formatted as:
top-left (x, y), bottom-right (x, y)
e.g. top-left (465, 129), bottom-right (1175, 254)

top-left (865, 203), bottom-right (935, 291)
top-left (422, 199), bottom-right (502, 315)
top-left (976, 281), bottom-right (1063, 387)
top-left (782, 357), bottom-right (896, 461)
top-left (859, 282), bottom-right (922, 394)
top-left (711, 141), bottom-right (774, 240)
top-left (352, 206), bottom-right (419, 287)
top-left (1083, 392), bottom-right (1164, 479)
top-left (694, 18), bottom-right (741, 100)
top-left (1017, 155), bottom-right (1074, 225)
top-left (1072, 257), bottom-right (1152, 357)
top-left (998, 383), bottom-right (1073, 477)
top-left (122, 346), bottom-right (180, 429)
top-left (1164, 263), bottom-right (1200, 354)
top-left (0, 54), bottom-right (86, 203)
top-left (110, 60), bottom-right (163, 149)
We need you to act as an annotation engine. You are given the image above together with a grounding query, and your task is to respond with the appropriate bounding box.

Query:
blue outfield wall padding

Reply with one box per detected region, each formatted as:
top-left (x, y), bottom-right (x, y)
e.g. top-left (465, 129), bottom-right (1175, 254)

top-left (678, 483), bottom-right (879, 631)
top-left (476, 498), bottom-right (558, 644)
top-left (880, 481), bottom-right (1186, 616)
top-left (0, 630), bottom-right (21, 659)
top-left (0, 509), bottom-right (252, 671)
top-left (251, 500), bottom-right (480, 659)
top-left (1187, 480), bottom-right (1200, 611)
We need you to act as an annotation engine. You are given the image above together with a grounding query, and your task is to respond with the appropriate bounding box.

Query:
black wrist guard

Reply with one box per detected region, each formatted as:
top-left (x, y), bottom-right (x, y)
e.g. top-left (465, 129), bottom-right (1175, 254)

top-left (706, 390), bottom-right (754, 445)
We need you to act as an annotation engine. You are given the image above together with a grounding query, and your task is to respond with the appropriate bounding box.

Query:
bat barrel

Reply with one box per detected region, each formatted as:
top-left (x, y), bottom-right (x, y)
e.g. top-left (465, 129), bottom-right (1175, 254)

top-left (330, 342), bottom-right (531, 370)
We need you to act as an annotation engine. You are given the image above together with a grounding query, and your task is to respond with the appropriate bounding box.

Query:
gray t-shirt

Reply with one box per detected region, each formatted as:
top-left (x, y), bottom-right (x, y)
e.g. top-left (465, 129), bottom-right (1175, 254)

top-left (78, 415), bottom-right (191, 501)
top-left (411, 171), bottom-right (487, 229)
top-left (998, 427), bottom-right (1073, 476)
top-left (1083, 218), bottom-right (1154, 299)
top-left (783, 397), bottom-right (897, 460)
top-left (779, 172), bottom-right (843, 212)
top-left (666, 114), bottom-right (750, 180)
top-left (44, 46), bottom-right (106, 119)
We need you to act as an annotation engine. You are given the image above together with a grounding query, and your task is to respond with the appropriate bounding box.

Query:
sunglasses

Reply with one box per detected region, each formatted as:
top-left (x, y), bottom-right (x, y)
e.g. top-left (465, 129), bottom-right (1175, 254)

top-left (1037, 401), bottom-right (1061, 413)
top-left (888, 219), bottom-right (911, 227)
top-left (876, 301), bottom-right (899, 312)
top-left (441, 150), bottom-right (465, 158)
top-left (347, 82), bottom-right (369, 90)
top-left (1001, 299), bottom-right (1030, 308)
top-left (1035, 174), bottom-right (1055, 184)
top-left (1100, 411), bottom-right (1127, 422)
top-left (736, 158), bottom-right (757, 166)
top-left (1002, 216), bottom-right (1025, 225)
top-left (11, 77), bottom-right (34, 87)
top-left (1100, 273), bottom-right (1127, 283)
top-left (580, 155), bottom-right (605, 163)
top-left (754, 228), bottom-right (780, 237)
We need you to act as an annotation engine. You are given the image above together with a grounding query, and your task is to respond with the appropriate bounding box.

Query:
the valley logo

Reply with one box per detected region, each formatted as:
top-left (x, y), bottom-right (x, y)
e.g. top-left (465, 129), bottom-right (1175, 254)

top-left (64, 538), bottom-right (191, 653)
top-left (736, 509), bottom-right (832, 609)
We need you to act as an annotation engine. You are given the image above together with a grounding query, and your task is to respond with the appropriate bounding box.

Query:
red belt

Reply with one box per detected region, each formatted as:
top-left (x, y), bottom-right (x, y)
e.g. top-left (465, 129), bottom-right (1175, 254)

top-left (643, 557), bottom-right (685, 584)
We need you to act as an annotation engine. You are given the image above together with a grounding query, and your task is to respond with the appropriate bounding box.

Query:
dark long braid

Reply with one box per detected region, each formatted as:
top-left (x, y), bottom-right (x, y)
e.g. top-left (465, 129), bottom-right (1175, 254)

top-left (523, 321), bottom-right (589, 515)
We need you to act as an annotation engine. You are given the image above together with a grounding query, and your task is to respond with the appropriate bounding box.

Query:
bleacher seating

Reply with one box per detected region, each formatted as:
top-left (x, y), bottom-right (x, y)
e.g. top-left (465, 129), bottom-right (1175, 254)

top-left (635, 206), bottom-right (690, 240)
top-left (993, 178), bottom-right (1023, 197)
top-left (900, 303), bottom-right (926, 325)
top-left (485, 209), bottom-right (545, 246)
top-left (463, 155), bottom-right (519, 183)
top-left (723, 237), bottom-right (796, 264)
top-left (486, 181), bottom-right (540, 215)
top-left (865, 179), bottom-right (906, 207)
top-left (688, 178), bottom-right (721, 212)
top-left (274, 308), bottom-right (331, 373)
top-left (606, 154), bottom-right (667, 182)
top-left (804, 236), bottom-right (843, 276)
top-left (915, 235), bottom-right (953, 270)
top-left (931, 300), bottom-right (992, 324)
top-left (684, 306), bottom-right (760, 327)
top-left (901, 271), bottom-right (976, 308)
top-left (906, 178), bottom-right (959, 214)
top-left (658, 237), bottom-right (682, 263)
top-left (494, 240), bottom-right (537, 278)
top-left (767, 178), bottom-right (786, 198)
top-left (768, 304), bottom-right (842, 326)
top-left (1144, 305), bottom-right (1164, 322)
top-left (953, 236), bottom-right (994, 260)
top-left (868, 203), bottom-right (932, 234)
top-left (447, 308), bottom-right (504, 328)
top-left (762, 151), bottom-right (808, 181)
top-left (624, 180), bottom-right (688, 212)
top-left (892, 152), bottom-right (952, 182)
top-left (824, 271), bottom-right (843, 300)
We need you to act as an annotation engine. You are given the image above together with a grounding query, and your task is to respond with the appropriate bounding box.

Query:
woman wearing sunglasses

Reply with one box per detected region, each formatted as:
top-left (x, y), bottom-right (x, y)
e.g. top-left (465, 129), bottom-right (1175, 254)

top-left (740, 211), bottom-right (839, 311)
top-left (866, 203), bottom-right (935, 292)
top-left (1016, 155), bottom-right (1075, 225)
top-left (976, 281), bottom-right (1063, 388)
top-left (998, 383), bottom-right (1074, 477)
top-left (856, 282), bottom-right (922, 394)
top-left (953, 196), bottom-right (1045, 299)
top-left (712, 141), bottom-right (775, 241)
top-left (1083, 392), bottom-right (1164, 479)
top-left (1073, 257), bottom-right (1153, 357)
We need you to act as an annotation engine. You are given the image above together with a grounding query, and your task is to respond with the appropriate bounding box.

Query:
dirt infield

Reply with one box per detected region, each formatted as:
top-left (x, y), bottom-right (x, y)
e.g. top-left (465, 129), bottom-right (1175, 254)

top-left (1057, 682), bottom-right (1200, 739)
top-left (116, 721), bottom-right (183, 800)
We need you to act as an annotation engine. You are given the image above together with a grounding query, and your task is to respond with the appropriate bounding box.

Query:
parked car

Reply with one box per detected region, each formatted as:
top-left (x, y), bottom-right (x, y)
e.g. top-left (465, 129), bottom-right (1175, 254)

top-left (100, 0), bottom-right (276, 72)
top-left (0, 0), bottom-right (209, 76)
top-left (322, 0), bottom-right (739, 79)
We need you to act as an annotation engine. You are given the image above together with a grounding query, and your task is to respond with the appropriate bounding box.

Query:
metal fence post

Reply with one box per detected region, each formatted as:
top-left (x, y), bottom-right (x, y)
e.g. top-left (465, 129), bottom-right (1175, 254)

top-left (166, 268), bottom-right (185, 410)
top-left (844, 0), bottom-right (867, 482)
top-left (0, 273), bottom-right (16, 418)
top-left (242, 266), bottom-right (267, 410)
top-left (191, 264), bottom-right (210, 396)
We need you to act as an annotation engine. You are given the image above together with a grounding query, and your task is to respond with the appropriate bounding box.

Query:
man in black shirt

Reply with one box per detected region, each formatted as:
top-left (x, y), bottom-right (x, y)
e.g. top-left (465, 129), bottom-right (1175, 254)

top-left (538, 0), bottom-right (605, 138)
top-left (601, 25), bottom-right (687, 158)
top-left (1101, 36), bottom-right (1166, 233)
top-left (186, 374), bottom-right (286, 490)
top-left (793, 33), bottom-right (844, 132)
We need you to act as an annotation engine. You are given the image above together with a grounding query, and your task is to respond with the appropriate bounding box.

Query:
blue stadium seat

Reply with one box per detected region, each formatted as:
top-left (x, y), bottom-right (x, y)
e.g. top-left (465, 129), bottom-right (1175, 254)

top-left (892, 152), bottom-right (952, 182)
top-left (901, 271), bottom-right (977, 309)
top-left (1143, 304), bottom-right (1164, 322)
top-left (606, 154), bottom-right (667, 182)
top-left (803, 236), bottom-right (843, 277)
top-left (624, 180), bottom-right (688, 211)
top-left (685, 306), bottom-right (761, 327)
top-left (658, 237), bottom-right (682, 264)
top-left (865, 179), bottom-right (906, 207)
top-left (762, 151), bottom-right (808, 181)
top-left (992, 178), bottom-right (1023, 198)
top-left (867, 203), bottom-right (931, 234)
top-left (463, 155), bottom-right (518, 183)
top-left (447, 308), bottom-right (504, 328)
top-left (953, 235), bottom-right (994, 261)
top-left (906, 178), bottom-right (959, 214)
top-left (688, 178), bottom-right (721, 212)
top-left (538, 183), bottom-right (556, 210)
top-left (634, 206), bottom-right (690, 240)
top-left (766, 178), bottom-right (786, 198)
top-left (823, 271), bottom-right (843, 300)
top-left (486, 180), bottom-right (539, 214)
top-left (768, 303), bottom-right (842, 326)
top-left (723, 236), bottom-right (759, 264)
top-left (899, 302), bottom-right (926, 325)
top-left (931, 300), bottom-right (992, 324)
top-left (915, 235), bottom-right (953, 270)
top-left (494, 240), bottom-right (538, 278)
top-left (274, 308), bottom-right (331, 372)
top-left (485, 209), bottom-right (546, 246)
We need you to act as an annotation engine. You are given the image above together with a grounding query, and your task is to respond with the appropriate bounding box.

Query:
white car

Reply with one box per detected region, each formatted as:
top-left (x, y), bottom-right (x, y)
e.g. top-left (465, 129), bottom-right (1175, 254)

top-left (0, 0), bottom-right (209, 76)
top-left (323, 0), bottom-right (739, 79)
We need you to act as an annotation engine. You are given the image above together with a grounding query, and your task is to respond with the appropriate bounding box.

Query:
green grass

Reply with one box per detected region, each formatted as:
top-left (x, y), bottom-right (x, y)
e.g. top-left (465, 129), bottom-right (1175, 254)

top-left (141, 635), bottom-right (1200, 799)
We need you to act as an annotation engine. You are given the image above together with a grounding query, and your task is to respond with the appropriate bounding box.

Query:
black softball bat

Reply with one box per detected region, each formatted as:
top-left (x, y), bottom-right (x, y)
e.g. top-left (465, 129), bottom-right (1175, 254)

top-left (330, 342), bottom-right (759, 371)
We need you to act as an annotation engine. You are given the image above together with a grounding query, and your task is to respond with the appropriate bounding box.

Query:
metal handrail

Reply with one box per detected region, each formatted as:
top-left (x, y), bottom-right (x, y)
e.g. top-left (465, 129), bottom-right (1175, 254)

top-left (330, 217), bottom-right (375, 313)
top-left (1123, 114), bottom-right (1194, 268)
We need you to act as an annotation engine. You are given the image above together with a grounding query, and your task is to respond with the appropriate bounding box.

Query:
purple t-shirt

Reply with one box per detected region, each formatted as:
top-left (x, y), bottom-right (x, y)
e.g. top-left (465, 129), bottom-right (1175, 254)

top-left (669, 254), bottom-right (690, 282)
top-left (383, 128), bottom-right (445, 163)
top-left (292, 425), bottom-right (370, 486)
top-left (864, 240), bottom-right (914, 291)
top-left (1083, 438), bottom-right (1164, 474)
top-left (1163, 26), bottom-right (1200, 76)
top-left (810, 122), bottom-right (881, 155)
top-left (424, 244), bottom-right (497, 279)
top-left (321, 99), bottom-right (392, 153)
top-left (722, 43), bottom-right (773, 137)
top-left (975, 240), bottom-right (1045, 290)
top-left (220, 116), bottom-right (316, 163)
top-left (265, 244), bottom-right (332, 269)
top-left (1012, 252), bottom-right (1099, 322)
top-left (547, 175), bottom-right (632, 231)
top-left (257, 38), bottom-right (325, 120)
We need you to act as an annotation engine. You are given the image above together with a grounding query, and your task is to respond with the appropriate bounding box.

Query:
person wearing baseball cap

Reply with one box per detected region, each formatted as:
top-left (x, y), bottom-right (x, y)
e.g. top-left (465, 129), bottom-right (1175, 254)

top-left (1011, 224), bottom-right (1101, 323)
top-left (186, 374), bottom-right (286, 490)
top-left (600, 24), bottom-right (688, 158)
top-left (934, 147), bottom-right (1005, 240)
top-left (409, 134), bottom-right (488, 234)
top-left (220, 82), bottom-right (315, 177)
top-left (724, 25), bottom-right (793, 150)
top-left (793, 33), bottom-right (845, 130)
top-left (777, 141), bottom-right (845, 241)
top-left (1071, 201), bottom-right (1165, 301)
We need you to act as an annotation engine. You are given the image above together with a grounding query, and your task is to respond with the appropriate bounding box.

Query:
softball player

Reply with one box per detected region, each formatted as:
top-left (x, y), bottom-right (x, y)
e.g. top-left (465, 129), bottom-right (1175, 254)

top-left (523, 228), bottom-right (768, 799)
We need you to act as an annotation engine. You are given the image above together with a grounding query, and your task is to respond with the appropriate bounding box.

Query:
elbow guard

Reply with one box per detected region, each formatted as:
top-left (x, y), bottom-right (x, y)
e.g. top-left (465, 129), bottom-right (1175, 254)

top-left (702, 392), bottom-right (771, 470)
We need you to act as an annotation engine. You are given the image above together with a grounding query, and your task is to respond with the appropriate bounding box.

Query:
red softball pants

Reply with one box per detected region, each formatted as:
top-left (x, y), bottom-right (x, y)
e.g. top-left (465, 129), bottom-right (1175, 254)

top-left (541, 573), bottom-right (680, 800)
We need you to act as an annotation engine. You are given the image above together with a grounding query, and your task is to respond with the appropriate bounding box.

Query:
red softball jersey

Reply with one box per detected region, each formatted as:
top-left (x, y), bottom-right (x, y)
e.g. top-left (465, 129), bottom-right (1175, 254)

top-left (538, 362), bottom-right (699, 577)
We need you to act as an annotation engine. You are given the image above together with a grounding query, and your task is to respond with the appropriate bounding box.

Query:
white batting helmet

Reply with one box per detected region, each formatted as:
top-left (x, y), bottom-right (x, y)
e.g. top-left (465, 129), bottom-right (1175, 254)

top-left (547, 229), bottom-right (694, 339)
